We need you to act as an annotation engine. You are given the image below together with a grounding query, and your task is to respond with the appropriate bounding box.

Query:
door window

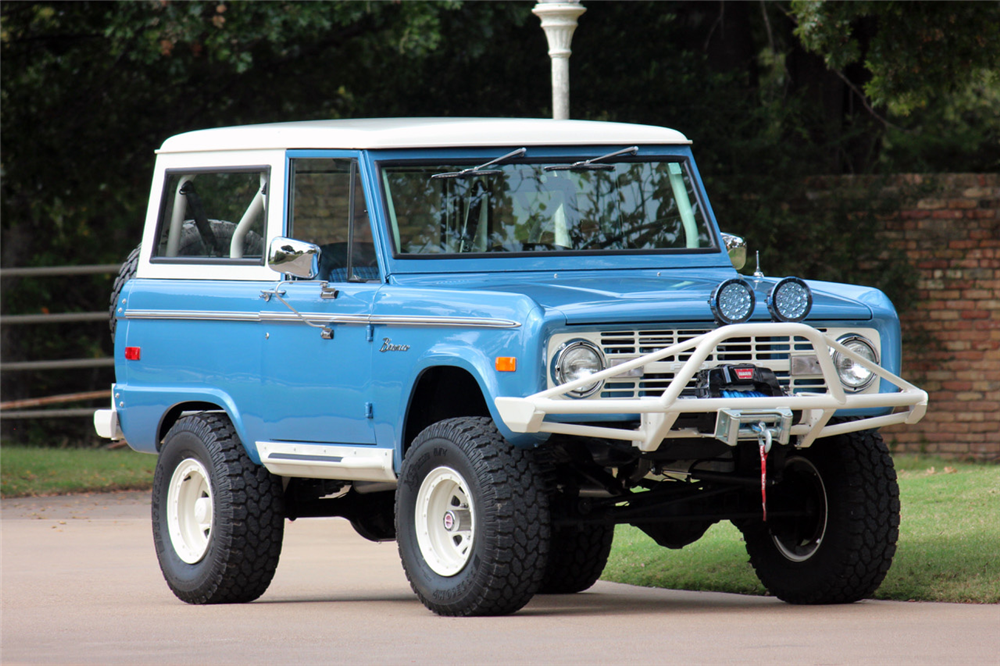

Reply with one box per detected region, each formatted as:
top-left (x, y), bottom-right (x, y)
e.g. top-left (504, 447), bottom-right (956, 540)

top-left (288, 158), bottom-right (378, 282)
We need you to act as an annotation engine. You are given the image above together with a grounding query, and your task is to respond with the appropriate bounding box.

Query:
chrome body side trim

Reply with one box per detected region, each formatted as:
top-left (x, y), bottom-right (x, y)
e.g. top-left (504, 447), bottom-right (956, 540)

top-left (125, 310), bottom-right (261, 322)
top-left (259, 312), bottom-right (369, 326)
top-left (368, 315), bottom-right (521, 329)
top-left (125, 309), bottom-right (520, 329)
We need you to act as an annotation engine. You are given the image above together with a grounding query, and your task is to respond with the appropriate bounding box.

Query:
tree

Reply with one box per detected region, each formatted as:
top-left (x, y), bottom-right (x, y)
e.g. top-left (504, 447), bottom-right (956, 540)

top-left (791, 1), bottom-right (1000, 116)
top-left (0, 1), bottom-right (478, 442)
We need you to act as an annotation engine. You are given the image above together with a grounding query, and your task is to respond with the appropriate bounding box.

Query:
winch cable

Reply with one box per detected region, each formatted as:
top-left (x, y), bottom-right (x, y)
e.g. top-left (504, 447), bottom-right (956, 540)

top-left (720, 389), bottom-right (770, 399)
top-left (751, 421), bottom-right (773, 522)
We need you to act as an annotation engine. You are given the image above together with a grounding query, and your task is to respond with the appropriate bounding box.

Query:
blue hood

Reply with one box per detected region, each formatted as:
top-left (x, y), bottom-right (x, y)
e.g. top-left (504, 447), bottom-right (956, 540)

top-left (472, 275), bottom-right (873, 325)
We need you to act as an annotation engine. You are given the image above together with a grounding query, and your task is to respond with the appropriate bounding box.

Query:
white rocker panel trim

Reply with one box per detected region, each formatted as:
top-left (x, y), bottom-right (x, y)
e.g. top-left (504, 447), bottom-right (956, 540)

top-left (256, 442), bottom-right (396, 482)
top-left (495, 322), bottom-right (928, 452)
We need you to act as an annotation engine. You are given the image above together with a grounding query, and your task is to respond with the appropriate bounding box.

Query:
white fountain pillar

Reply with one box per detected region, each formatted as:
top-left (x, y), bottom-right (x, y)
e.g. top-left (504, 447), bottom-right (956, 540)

top-left (532, 1), bottom-right (586, 120)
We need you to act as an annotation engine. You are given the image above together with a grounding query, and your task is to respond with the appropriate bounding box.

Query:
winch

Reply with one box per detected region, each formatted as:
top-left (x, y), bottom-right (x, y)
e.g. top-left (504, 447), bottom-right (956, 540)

top-left (695, 364), bottom-right (794, 448)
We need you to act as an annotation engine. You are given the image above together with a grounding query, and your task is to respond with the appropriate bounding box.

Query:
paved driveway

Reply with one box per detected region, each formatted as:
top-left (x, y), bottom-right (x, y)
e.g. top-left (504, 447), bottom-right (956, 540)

top-left (3, 491), bottom-right (997, 665)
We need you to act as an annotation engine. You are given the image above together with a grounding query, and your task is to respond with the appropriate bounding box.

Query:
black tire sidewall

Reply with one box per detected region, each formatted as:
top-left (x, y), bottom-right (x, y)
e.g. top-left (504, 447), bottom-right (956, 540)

top-left (151, 418), bottom-right (232, 600)
top-left (396, 432), bottom-right (495, 612)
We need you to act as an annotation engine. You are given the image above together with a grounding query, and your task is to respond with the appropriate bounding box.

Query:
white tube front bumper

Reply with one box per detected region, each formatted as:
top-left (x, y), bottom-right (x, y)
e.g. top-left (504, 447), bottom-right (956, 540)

top-left (495, 323), bottom-right (927, 452)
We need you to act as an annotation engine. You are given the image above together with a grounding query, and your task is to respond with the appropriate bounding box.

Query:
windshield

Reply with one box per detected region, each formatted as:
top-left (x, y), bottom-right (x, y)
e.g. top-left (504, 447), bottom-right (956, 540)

top-left (381, 158), bottom-right (714, 255)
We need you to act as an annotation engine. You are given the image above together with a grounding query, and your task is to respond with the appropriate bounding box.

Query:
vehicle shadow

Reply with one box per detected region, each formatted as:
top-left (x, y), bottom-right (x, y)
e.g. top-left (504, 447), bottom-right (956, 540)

top-left (252, 582), bottom-right (825, 619)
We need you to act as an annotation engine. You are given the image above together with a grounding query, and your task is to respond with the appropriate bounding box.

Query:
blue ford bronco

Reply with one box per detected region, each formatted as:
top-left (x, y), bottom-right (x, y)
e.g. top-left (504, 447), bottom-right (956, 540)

top-left (96, 118), bottom-right (927, 616)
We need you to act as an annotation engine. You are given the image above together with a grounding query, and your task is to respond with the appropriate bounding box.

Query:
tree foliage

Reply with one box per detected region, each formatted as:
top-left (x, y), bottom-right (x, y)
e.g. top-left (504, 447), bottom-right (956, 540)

top-left (791, 1), bottom-right (1000, 115)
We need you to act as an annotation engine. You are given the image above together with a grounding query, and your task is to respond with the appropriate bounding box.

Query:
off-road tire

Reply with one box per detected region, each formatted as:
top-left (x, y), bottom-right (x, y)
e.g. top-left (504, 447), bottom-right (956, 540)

top-left (396, 417), bottom-right (551, 616)
top-left (538, 523), bottom-right (614, 594)
top-left (108, 244), bottom-right (140, 341)
top-left (739, 427), bottom-right (899, 604)
top-left (152, 412), bottom-right (285, 604)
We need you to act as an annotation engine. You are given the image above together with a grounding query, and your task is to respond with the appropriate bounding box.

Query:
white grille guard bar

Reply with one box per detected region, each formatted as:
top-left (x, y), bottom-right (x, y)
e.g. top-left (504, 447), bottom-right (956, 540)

top-left (495, 323), bottom-right (928, 452)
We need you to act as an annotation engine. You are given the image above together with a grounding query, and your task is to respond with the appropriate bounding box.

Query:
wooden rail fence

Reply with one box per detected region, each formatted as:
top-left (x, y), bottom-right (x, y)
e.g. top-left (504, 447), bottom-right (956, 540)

top-left (0, 263), bottom-right (117, 419)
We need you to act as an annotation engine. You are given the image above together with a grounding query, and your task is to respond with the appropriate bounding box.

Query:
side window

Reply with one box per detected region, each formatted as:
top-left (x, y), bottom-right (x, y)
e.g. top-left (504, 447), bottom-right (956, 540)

top-left (288, 158), bottom-right (378, 282)
top-left (154, 169), bottom-right (268, 261)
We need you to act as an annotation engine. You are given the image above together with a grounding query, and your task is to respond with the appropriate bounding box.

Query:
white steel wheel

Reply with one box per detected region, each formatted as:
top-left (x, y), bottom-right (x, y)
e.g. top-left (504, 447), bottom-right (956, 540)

top-left (415, 466), bottom-right (476, 577)
top-left (167, 457), bottom-right (214, 564)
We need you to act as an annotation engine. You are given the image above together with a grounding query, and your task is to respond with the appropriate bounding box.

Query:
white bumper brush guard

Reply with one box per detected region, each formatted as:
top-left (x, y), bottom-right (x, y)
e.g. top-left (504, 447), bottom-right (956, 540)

top-left (496, 322), bottom-right (928, 452)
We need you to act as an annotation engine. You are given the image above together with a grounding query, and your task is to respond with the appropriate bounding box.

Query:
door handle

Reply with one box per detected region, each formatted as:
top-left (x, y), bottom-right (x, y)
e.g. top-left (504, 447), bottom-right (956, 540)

top-left (263, 280), bottom-right (335, 339)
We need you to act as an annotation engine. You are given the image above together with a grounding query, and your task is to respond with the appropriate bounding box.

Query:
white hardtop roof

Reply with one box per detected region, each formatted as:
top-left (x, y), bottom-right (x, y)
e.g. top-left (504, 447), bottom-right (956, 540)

top-left (157, 117), bottom-right (691, 154)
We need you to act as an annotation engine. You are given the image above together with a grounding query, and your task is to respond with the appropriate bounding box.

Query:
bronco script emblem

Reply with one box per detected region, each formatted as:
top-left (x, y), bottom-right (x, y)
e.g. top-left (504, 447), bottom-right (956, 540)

top-left (380, 338), bottom-right (410, 352)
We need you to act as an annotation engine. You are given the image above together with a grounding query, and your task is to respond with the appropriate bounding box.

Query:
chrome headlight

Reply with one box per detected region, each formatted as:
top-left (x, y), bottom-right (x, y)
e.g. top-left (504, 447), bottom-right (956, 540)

top-left (832, 334), bottom-right (879, 392)
top-left (709, 278), bottom-right (755, 325)
top-left (552, 339), bottom-right (606, 398)
top-left (767, 277), bottom-right (813, 322)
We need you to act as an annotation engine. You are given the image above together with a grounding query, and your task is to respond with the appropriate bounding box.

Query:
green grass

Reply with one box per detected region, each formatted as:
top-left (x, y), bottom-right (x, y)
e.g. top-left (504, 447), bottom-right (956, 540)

top-left (1, 446), bottom-right (157, 497)
top-left (603, 455), bottom-right (1000, 603)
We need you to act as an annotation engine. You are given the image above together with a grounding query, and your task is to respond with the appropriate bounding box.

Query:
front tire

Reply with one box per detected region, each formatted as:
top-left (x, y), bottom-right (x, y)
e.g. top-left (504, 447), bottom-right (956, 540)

top-left (396, 417), bottom-right (551, 616)
top-left (152, 413), bottom-right (285, 604)
top-left (739, 428), bottom-right (899, 604)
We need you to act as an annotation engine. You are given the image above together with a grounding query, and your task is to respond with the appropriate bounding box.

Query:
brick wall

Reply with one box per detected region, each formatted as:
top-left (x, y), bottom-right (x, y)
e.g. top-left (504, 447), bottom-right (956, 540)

top-left (814, 174), bottom-right (998, 460)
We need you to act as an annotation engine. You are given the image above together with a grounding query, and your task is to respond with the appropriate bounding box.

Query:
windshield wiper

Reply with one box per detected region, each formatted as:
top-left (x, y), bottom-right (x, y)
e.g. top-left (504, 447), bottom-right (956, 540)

top-left (544, 146), bottom-right (639, 172)
top-left (431, 147), bottom-right (527, 180)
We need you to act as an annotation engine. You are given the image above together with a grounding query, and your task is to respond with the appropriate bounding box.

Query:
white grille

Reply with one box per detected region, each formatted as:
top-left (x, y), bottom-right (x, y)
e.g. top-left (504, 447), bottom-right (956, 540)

top-left (597, 328), bottom-right (828, 399)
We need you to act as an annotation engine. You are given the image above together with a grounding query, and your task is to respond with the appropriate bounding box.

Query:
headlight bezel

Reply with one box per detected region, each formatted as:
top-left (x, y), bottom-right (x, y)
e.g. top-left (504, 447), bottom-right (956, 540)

top-left (832, 333), bottom-right (880, 393)
top-left (551, 339), bottom-right (606, 398)
top-left (766, 276), bottom-right (813, 323)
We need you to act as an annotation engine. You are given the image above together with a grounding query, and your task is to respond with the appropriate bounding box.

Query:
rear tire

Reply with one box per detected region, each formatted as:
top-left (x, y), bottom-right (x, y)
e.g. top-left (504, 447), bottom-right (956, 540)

top-left (396, 417), bottom-right (550, 616)
top-left (152, 413), bottom-right (285, 604)
top-left (538, 523), bottom-right (614, 594)
top-left (739, 428), bottom-right (899, 604)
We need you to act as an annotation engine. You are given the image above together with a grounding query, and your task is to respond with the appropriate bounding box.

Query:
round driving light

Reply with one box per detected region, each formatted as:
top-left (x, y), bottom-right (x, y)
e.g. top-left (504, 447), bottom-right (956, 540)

top-left (832, 334), bottom-right (879, 392)
top-left (552, 340), bottom-right (605, 398)
top-left (767, 277), bottom-right (813, 322)
top-left (709, 278), bottom-right (756, 325)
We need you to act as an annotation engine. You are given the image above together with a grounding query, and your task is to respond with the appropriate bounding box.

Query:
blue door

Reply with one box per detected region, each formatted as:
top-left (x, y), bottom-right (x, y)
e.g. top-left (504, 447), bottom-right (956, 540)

top-left (259, 156), bottom-right (381, 445)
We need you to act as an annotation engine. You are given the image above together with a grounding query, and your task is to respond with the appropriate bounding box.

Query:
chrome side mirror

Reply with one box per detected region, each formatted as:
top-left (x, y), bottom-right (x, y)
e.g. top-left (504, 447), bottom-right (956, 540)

top-left (721, 233), bottom-right (747, 271)
top-left (267, 237), bottom-right (320, 279)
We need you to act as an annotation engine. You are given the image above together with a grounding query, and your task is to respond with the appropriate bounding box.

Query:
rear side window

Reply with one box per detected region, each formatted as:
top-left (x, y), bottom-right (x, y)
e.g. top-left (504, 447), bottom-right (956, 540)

top-left (153, 169), bottom-right (269, 262)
